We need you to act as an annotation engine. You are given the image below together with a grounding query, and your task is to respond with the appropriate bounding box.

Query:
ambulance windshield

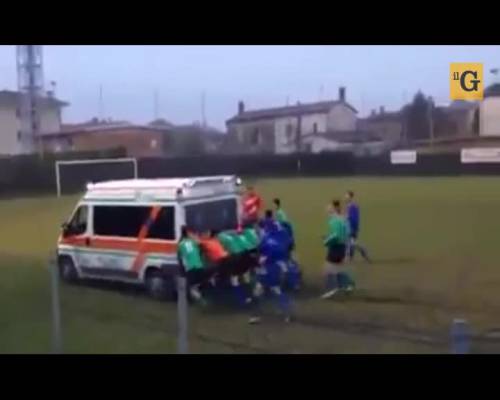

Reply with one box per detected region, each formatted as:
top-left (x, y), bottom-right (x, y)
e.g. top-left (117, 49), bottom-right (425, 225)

top-left (185, 198), bottom-right (238, 233)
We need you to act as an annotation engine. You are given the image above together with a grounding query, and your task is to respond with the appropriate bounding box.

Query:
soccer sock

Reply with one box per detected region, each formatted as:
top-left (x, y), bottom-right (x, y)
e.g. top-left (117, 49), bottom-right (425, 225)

top-left (286, 262), bottom-right (301, 289)
top-left (338, 272), bottom-right (348, 289)
top-left (232, 285), bottom-right (247, 307)
top-left (349, 244), bottom-right (355, 260)
top-left (325, 273), bottom-right (338, 291)
top-left (271, 288), bottom-right (291, 316)
top-left (338, 272), bottom-right (355, 288)
top-left (358, 245), bottom-right (371, 262)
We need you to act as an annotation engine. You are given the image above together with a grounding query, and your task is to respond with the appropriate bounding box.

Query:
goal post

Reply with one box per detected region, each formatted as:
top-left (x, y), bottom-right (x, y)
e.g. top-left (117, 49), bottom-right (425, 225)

top-left (55, 157), bottom-right (138, 197)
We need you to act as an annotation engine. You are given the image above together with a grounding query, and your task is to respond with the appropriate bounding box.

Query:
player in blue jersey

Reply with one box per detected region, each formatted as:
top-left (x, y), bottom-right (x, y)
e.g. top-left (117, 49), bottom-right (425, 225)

top-left (345, 191), bottom-right (371, 263)
top-left (249, 212), bottom-right (293, 324)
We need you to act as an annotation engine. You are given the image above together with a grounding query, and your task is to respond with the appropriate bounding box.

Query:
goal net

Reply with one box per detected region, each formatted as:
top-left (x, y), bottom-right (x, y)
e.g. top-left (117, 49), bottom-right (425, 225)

top-left (55, 158), bottom-right (138, 197)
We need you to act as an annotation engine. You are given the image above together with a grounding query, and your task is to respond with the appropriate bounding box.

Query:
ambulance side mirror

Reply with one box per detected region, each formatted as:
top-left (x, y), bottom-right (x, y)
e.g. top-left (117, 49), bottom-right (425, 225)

top-left (61, 222), bottom-right (71, 237)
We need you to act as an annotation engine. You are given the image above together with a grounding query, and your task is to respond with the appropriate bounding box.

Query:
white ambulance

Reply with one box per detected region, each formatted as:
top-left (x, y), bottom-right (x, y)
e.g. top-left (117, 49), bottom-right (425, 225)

top-left (57, 175), bottom-right (242, 300)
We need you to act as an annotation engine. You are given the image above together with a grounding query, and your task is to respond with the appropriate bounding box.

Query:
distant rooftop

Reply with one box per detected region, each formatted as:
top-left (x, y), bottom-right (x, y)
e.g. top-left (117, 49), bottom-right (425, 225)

top-left (485, 83), bottom-right (500, 98)
top-left (43, 122), bottom-right (171, 138)
top-left (0, 90), bottom-right (68, 107)
top-left (448, 100), bottom-right (478, 109)
top-left (227, 100), bottom-right (357, 124)
top-left (362, 110), bottom-right (401, 122)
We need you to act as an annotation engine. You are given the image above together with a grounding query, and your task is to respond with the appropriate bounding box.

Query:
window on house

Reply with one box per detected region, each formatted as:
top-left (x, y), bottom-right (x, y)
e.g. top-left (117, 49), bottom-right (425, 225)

top-left (17, 130), bottom-right (22, 141)
top-left (285, 124), bottom-right (294, 144)
top-left (313, 122), bottom-right (318, 134)
top-left (237, 129), bottom-right (245, 144)
top-left (251, 128), bottom-right (260, 145)
top-left (15, 108), bottom-right (20, 118)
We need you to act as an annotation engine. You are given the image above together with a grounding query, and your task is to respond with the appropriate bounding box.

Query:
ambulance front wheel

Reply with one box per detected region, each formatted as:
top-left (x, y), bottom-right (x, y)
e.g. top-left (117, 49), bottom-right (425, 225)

top-left (58, 256), bottom-right (79, 283)
top-left (145, 268), bottom-right (176, 301)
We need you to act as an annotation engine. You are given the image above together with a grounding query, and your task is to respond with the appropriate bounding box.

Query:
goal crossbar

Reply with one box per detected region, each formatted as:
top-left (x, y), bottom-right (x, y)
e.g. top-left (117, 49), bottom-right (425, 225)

top-left (55, 157), bottom-right (138, 197)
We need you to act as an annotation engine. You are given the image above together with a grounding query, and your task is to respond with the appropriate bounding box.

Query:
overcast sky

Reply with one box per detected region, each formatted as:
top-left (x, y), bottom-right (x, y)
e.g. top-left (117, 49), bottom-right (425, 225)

top-left (1, 45), bottom-right (499, 129)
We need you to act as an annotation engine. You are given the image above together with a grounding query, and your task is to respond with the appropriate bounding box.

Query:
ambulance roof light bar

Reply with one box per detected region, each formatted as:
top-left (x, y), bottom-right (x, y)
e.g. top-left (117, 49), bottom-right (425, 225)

top-left (183, 175), bottom-right (238, 188)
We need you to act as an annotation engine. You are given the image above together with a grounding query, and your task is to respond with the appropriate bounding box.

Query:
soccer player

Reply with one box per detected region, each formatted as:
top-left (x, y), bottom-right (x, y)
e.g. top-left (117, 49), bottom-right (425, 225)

top-left (259, 209), bottom-right (278, 235)
top-left (216, 229), bottom-right (252, 307)
top-left (273, 198), bottom-right (295, 248)
top-left (345, 190), bottom-right (371, 263)
top-left (197, 229), bottom-right (231, 288)
top-left (177, 226), bottom-right (208, 305)
top-left (272, 199), bottom-right (300, 291)
top-left (252, 221), bottom-right (293, 323)
top-left (237, 224), bottom-right (260, 276)
top-left (321, 200), bottom-right (354, 299)
top-left (242, 185), bottom-right (263, 226)
top-left (273, 198), bottom-right (289, 224)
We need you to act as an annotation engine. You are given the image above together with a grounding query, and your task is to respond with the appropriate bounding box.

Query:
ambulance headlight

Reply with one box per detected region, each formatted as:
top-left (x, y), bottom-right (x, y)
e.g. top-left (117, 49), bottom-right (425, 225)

top-left (235, 177), bottom-right (242, 186)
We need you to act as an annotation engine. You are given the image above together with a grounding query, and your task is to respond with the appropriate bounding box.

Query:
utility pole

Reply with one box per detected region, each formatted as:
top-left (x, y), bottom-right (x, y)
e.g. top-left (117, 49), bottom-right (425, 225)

top-left (154, 89), bottom-right (159, 120)
top-left (201, 91), bottom-right (207, 128)
top-left (428, 96), bottom-right (434, 147)
top-left (17, 45), bottom-right (44, 157)
top-left (296, 111), bottom-right (302, 153)
top-left (99, 84), bottom-right (104, 121)
top-left (319, 85), bottom-right (324, 101)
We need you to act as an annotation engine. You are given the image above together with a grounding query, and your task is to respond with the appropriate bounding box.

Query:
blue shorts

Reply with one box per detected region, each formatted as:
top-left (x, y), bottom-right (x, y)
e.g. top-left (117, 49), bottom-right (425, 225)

top-left (258, 262), bottom-right (282, 288)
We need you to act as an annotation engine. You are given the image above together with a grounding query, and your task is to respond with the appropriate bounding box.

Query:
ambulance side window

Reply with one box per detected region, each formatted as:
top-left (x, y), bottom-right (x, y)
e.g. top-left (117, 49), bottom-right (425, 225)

top-left (147, 206), bottom-right (175, 240)
top-left (69, 205), bottom-right (88, 235)
top-left (93, 206), bottom-right (150, 238)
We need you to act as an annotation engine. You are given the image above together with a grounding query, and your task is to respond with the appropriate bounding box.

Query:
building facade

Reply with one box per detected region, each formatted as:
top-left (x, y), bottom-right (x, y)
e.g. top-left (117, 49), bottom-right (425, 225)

top-left (0, 90), bottom-right (67, 155)
top-left (226, 87), bottom-right (358, 154)
top-left (480, 84), bottom-right (500, 137)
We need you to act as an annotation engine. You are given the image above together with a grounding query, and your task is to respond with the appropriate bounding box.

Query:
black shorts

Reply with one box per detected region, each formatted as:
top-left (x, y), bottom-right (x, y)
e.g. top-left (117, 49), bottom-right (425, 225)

top-left (233, 252), bottom-right (252, 275)
top-left (186, 269), bottom-right (208, 287)
top-left (213, 256), bottom-right (235, 280)
top-left (326, 244), bottom-right (346, 264)
top-left (247, 249), bottom-right (259, 270)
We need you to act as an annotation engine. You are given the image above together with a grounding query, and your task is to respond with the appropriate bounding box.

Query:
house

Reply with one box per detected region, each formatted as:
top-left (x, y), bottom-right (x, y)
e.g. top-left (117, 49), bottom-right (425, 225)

top-left (41, 123), bottom-right (173, 157)
top-left (225, 87), bottom-right (358, 154)
top-left (0, 90), bottom-right (68, 155)
top-left (480, 83), bottom-right (500, 136)
top-left (357, 107), bottom-right (403, 145)
top-left (41, 121), bottom-right (224, 158)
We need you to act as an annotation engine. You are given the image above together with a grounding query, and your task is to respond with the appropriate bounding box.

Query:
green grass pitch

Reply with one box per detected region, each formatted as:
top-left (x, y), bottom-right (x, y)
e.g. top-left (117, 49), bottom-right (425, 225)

top-left (2, 176), bottom-right (500, 353)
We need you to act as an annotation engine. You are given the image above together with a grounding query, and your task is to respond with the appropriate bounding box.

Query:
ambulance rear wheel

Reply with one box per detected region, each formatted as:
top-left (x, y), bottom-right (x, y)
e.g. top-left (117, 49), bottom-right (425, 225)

top-left (145, 269), bottom-right (176, 301)
top-left (58, 256), bottom-right (78, 283)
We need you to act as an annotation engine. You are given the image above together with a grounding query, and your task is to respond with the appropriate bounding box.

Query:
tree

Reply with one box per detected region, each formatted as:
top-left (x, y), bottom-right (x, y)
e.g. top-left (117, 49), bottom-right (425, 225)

top-left (403, 91), bottom-right (432, 141)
